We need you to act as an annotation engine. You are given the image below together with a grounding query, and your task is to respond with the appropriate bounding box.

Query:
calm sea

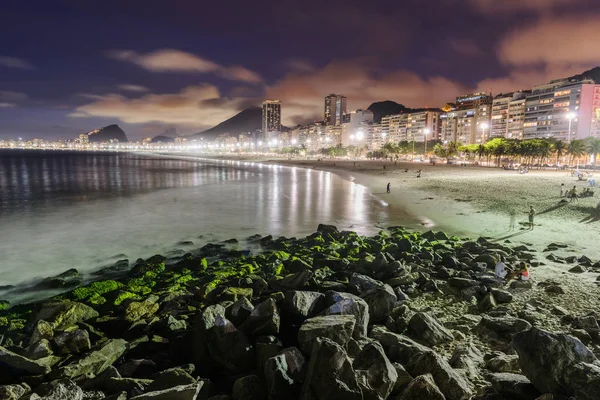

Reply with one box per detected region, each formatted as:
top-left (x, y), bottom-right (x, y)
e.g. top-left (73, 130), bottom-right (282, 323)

top-left (0, 150), bottom-right (414, 301)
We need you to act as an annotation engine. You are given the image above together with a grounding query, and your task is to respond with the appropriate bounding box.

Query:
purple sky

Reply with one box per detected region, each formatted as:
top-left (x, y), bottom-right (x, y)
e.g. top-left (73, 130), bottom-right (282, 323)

top-left (1, 0), bottom-right (599, 139)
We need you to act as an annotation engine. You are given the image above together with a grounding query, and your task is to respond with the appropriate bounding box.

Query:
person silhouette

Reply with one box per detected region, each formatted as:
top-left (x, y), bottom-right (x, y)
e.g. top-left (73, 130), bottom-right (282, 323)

top-left (386, 182), bottom-right (391, 194)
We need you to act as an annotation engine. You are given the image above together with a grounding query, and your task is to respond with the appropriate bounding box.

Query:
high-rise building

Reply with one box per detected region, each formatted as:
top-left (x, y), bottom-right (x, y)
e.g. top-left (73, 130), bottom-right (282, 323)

top-left (442, 92), bottom-right (492, 144)
top-left (491, 92), bottom-right (528, 139)
top-left (324, 94), bottom-right (347, 126)
top-left (523, 79), bottom-right (600, 141)
top-left (405, 110), bottom-right (443, 143)
top-left (381, 114), bottom-right (408, 142)
top-left (341, 109), bottom-right (374, 146)
top-left (262, 100), bottom-right (281, 142)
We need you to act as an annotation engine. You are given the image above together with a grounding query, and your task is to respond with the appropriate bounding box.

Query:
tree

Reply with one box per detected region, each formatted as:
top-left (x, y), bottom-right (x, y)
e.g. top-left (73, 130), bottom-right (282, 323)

top-left (585, 137), bottom-right (600, 169)
top-left (551, 139), bottom-right (567, 165)
top-left (433, 143), bottom-right (448, 158)
top-left (567, 140), bottom-right (587, 165)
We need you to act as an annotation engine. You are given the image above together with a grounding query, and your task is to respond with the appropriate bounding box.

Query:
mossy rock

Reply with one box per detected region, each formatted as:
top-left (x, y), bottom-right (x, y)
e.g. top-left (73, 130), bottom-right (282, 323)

top-left (71, 280), bottom-right (123, 303)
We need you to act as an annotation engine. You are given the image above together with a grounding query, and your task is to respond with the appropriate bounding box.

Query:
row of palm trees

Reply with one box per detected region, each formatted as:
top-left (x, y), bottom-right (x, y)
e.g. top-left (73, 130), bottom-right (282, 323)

top-left (432, 137), bottom-right (600, 168)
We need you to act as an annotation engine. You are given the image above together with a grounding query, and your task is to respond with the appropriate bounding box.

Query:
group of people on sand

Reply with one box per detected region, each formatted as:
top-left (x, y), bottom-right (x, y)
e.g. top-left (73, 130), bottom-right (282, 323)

top-left (560, 184), bottom-right (594, 202)
top-left (495, 257), bottom-right (530, 281)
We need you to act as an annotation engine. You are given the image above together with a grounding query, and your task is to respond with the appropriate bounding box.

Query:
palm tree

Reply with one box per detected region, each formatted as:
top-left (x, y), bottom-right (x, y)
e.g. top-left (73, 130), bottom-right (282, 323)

top-left (567, 140), bottom-right (587, 165)
top-left (585, 137), bottom-right (600, 170)
top-left (552, 140), bottom-right (567, 165)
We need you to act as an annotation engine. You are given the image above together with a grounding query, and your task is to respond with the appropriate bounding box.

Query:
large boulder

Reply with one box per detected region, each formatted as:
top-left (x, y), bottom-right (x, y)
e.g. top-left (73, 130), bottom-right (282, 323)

top-left (0, 384), bottom-right (29, 400)
top-left (281, 291), bottom-right (325, 324)
top-left (353, 342), bottom-right (398, 400)
top-left (479, 315), bottom-right (531, 339)
top-left (0, 345), bottom-right (51, 382)
top-left (300, 337), bottom-right (362, 400)
top-left (297, 314), bottom-right (356, 354)
top-left (399, 374), bottom-right (445, 400)
top-left (513, 327), bottom-right (598, 396)
top-left (408, 350), bottom-right (473, 400)
top-left (124, 296), bottom-right (159, 323)
top-left (31, 301), bottom-right (99, 331)
top-left (53, 329), bottom-right (91, 355)
top-left (54, 338), bottom-right (128, 379)
top-left (407, 312), bottom-right (453, 347)
top-left (129, 383), bottom-right (204, 400)
top-left (240, 298), bottom-right (280, 336)
top-left (369, 326), bottom-right (432, 365)
top-left (38, 380), bottom-right (84, 400)
top-left (490, 373), bottom-right (541, 400)
top-left (348, 274), bottom-right (397, 323)
top-left (232, 375), bottom-right (265, 400)
top-left (321, 291), bottom-right (370, 339)
top-left (192, 304), bottom-right (255, 375)
top-left (146, 367), bottom-right (197, 392)
top-left (271, 271), bottom-right (313, 291)
top-left (264, 347), bottom-right (306, 400)
top-left (563, 361), bottom-right (600, 400)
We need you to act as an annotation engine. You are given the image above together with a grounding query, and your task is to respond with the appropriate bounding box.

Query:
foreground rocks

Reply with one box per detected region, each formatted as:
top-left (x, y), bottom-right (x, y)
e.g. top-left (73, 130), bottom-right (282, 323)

top-left (0, 226), bottom-right (599, 399)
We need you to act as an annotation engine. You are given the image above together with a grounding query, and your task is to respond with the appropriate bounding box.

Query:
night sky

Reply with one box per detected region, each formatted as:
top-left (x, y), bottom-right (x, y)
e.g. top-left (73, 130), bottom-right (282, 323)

top-left (1, 0), bottom-right (599, 139)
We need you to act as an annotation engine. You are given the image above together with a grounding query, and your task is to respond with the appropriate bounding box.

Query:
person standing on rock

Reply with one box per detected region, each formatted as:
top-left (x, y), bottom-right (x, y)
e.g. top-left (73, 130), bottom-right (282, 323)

top-left (528, 206), bottom-right (536, 230)
top-left (386, 182), bottom-right (391, 194)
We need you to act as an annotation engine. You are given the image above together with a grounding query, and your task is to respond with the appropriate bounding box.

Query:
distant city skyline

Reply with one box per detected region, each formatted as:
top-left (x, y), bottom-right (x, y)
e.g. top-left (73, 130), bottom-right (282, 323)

top-left (1, 0), bottom-right (600, 139)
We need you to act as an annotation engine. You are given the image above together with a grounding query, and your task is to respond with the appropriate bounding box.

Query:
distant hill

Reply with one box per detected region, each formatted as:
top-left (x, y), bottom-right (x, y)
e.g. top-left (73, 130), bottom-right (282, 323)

top-left (190, 107), bottom-right (262, 139)
top-left (367, 101), bottom-right (436, 123)
top-left (87, 124), bottom-right (128, 142)
top-left (151, 135), bottom-right (175, 143)
top-left (568, 66), bottom-right (600, 83)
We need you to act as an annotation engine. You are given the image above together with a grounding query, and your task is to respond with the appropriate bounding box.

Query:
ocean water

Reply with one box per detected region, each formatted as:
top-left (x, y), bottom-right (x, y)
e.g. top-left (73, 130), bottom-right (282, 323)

top-left (0, 150), bottom-right (416, 301)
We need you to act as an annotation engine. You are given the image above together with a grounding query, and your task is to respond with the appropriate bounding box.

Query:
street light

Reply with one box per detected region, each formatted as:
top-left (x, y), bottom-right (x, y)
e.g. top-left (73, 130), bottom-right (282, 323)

top-left (566, 112), bottom-right (576, 142)
top-left (480, 122), bottom-right (489, 143)
top-left (423, 128), bottom-right (431, 156)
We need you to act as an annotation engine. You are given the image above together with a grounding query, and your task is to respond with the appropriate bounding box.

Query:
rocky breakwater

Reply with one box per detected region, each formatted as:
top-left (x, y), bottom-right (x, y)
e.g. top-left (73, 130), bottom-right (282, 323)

top-left (0, 224), bottom-right (599, 399)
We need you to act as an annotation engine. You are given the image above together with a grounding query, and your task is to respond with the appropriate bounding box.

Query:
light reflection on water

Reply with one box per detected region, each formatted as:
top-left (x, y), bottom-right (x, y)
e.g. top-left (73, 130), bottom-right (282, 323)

top-left (0, 151), bottom-right (417, 294)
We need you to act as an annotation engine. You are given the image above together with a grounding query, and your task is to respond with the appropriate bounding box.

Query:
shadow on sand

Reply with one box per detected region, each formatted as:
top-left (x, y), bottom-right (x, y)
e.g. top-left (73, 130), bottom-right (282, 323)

top-left (537, 202), bottom-right (568, 216)
top-left (579, 209), bottom-right (600, 223)
top-left (493, 229), bottom-right (532, 242)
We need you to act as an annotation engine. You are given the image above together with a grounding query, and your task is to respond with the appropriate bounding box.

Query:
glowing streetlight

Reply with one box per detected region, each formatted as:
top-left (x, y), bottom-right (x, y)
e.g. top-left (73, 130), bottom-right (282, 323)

top-left (356, 130), bottom-right (365, 140)
top-left (566, 112), bottom-right (576, 142)
top-left (480, 122), bottom-right (489, 143)
top-left (291, 138), bottom-right (297, 145)
top-left (423, 128), bottom-right (431, 155)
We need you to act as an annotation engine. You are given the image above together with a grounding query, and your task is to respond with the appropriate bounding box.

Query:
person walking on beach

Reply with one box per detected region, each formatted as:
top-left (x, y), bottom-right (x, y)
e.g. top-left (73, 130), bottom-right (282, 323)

top-left (416, 169), bottom-right (422, 178)
top-left (560, 183), bottom-right (565, 197)
top-left (386, 182), bottom-right (391, 194)
top-left (528, 206), bottom-right (536, 230)
top-left (509, 209), bottom-right (516, 231)
top-left (569, 186), bottom-right (578, 202)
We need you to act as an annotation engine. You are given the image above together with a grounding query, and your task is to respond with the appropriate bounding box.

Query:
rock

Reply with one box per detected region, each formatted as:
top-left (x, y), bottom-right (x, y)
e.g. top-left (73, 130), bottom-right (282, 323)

top-left (394, 287), bottom-right (409, 301)
top-left (300, 337), bottom-right (362, 400)
top-left (29, 320), bottom-right (54, 345)
top-left (449, 343), bottom-right (484, 378)
top-left (40, 380), bottom-right (84, 399)
top-left (271, 270), bottom-right (313, 291)
top-left (55, 338), bottom-right (128, 379)
top-left (297, 314), bottom-right (355, 354)
top-left (479, 292), bottom-right (497, 311)
top-left (264, 347), bottom-right (305, 400)
top-left (407, 312), bottom-right (454, 347)
top-left (317, 224), bottom-right (339, 234)
top-left (129, 383), bottom-right (204, 400)
top-left (37, 268), bottom-right (82, 289)
top-left (0, 345), bottom-right (50, 381)
top-left (217, 287), bottom-right (253, 302)
top-left (486, 354), bottom-right (520, 373)
top-left (391, 363), bottom-right (413, 394)
top-left (348, 273), bottom-right (397, 323)
top-left (490, 288), bottom-right (513, 303)
top-left (226, 297), bottom-right (254, 326)
top-left (32, 301), bottom-right (99, 331)
top-left (281, 291), bottom-right (325, 324)
top-left (491, 373), bottom-right (541, 400)
top-left (117, 359), bottom-right (157, 378)
top-left (320, 291), bottom-right (370, 339)
top-left (80, 365), bottom-right (121, 391)
top-left (479, 315), bottom-right (531, 339)
top-left (104, 377), bottom-right (152, 396)
top-left (510, 280), bottom-right (533, 290)
top-left (513, 327), bottom-right (597, 395)
top-left (448, 277), bottom-right (477, 288)
top-left (124, 296), bottom-right (159, 323)
top-left (53, 329), bottom-right (91, 355)
top-left (569, 265), bottom-right (587, 273)
top-left (26, 338), bottom-right (53, 360)
top-left (194, 305), bottom-right (255, 374)
top-left (353, 342), bottom-right (398, 400)
top-left (147, 368), bottom-right (196, 392)
top-left (408, 350), bottom-right (473, 400)
top-left (474, 253), bottom-right (499, 268)
top-left (399, 374), bottom-right (445, 400)
top-left (240, 298), bottom-right (280, 336)
top-left (545, 285), bottom-right (565, 295)
top-left (232, 375), bottom-right (265, 400)
top-left (369, 326), bottom-right (432, 366)
top-left (563, 361), bottom-right (600, 400)
top-left (0, 384), bottom-right (29, 400)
